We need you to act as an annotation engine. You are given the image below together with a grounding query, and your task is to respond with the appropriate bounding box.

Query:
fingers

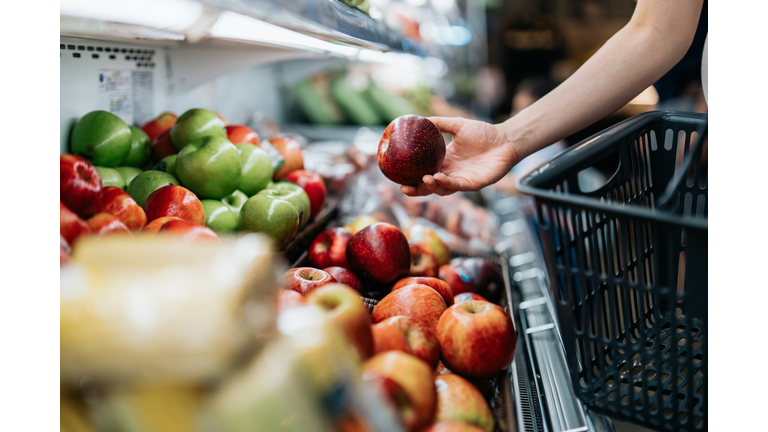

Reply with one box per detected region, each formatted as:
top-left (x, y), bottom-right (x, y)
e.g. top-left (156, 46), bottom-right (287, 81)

top-left (427, 117), bottom-right (465, 136)
top-left (400, 174), bottom-right (475, 197)
top-left (400, 184), bottom-right (432, 197)
top-left (432, 173), bottom-right (474, 192)
top-left (423, 175), bottom-right (457, 196)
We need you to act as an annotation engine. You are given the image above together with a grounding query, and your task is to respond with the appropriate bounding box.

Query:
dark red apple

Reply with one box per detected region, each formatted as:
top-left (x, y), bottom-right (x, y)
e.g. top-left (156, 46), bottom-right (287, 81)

top-left (160, 219), bottom-right (219, 241)
top-left (347, 223), bottom-right (410, 288)
top-left (143, 216), bottom-right (184, 235)
top-left (372, 284), bottom-right (447, 333)
top-left (306, 283), bottom-right (373, 360)
top-left (377, 316), bottom-right (441, 369)
top-left (439, 264), bottom-right (477, 296)
top-left (86, 213), bottom-right (132, 237)
top-left (270, 136), bottom-right (304, 181)
top-left (450, 258), bottom-right (503, 303)
top-left (284, 169), bottom-right (327, 220)
top-left (454, 293), bottom-right (487, 303)
top-left (226, 125), bottom-right (260, 146)
top-left (436, 301), bottom-right (517, 379)
top-left (143, 185), bottom-right (205, 225)
top-left (377, 115), bottom-right (446, 186)
top-left (150, 129), bottom-right (178, 161)
top-left (308, 227), bottom-right (352, 269)
top-left (284, 267), bottom-right (337, 296)
top-left (60, 154), bottom-right (102, 218)
top-left (409, 243), bottom-right (439, 278)
top-left (323, 266), bottom-right (363, 293)
top-left (99, 186), bottom-right (147, 231)
top-left (392, 277), bottom-right (454, 307)
top-left (60, 201), bottom-right (90, 246)
top-left (141, 112), bottom-right (177, 143)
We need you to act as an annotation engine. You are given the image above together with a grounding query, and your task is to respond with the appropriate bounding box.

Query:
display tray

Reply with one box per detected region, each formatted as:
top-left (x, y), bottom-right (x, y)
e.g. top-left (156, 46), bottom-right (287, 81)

top-left (274, 195), bottom-right (340, 265)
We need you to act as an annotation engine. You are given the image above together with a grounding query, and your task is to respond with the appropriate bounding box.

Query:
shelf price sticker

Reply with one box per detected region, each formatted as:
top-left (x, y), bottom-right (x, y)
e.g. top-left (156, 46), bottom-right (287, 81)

top-left (98, 69), bottom-right (153, 126)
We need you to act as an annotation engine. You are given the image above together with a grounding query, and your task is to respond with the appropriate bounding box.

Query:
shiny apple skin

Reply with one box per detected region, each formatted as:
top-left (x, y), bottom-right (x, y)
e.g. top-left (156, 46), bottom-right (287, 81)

top-left (142, 185), bottom-right (205, 225)
top-left (408, 243), bottom-right (440, 278)
top-left (309, 227), bottom-right (352, 269)
top-left (99, 186), bottom-right (147, 231)
top-left (284, 267), bottom-right (337, 296)
top-left (306, 283), bottom-right (373, 360)
top-left (86, 213), bottom-right (132, 237)
top-left (60, 201), bottom-right (91, 246)
top-left (372, 323), bottom-right (411, 355)
top-left (363, 351), bottom-right (437, 431)
top-left (393, 277), bottom-right (454, 307)
top-left (377, 115), bottom-right (446, 186)
top-left (143, 216), bottom-right (184, 235)
top-left (150, 129), bottom-right (178, 161)
top-left (323, 266), bottom-right (363, 293)
top-left (60, 154), bottom-right (102, 218)
top-left (450, 257), bottom-right (503, 303)
top-left (436, 301), bottom-right (517, 379)
top-left (454, 293), bottom-right (488, 303)
top-left (276, 289), bottom-right (305, 313)
top-left (379, 315), bottom-right (440, 369)
top-left (434, 374), bottom-right (494, 432)
top-left (372, 284), bottom-right (447, 333)
top-left (439, 264), bottom-right (478, 296)
top-left (347, 222), bottom-right (410, 286)
top-left (270, 136), bottom-right (304, 181)
top-left (141, 112), bottom-right (177, 143)
top-left (421, 421), bottom-right (488, 432)
top-left (284, 169), bottom-right (327, 220)
top-left (225, 125), bottom-right (260, 146)
top-left (160, 219), bottom-right (219, 241)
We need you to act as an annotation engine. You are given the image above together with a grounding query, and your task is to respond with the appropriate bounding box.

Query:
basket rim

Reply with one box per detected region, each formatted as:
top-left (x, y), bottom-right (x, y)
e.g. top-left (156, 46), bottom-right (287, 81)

top-left (516, 110), bottom-right (707, 231)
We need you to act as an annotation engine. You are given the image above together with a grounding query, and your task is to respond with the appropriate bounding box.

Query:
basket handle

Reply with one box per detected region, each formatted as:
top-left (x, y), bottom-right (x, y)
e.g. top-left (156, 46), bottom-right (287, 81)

top-left (656, 122), bottom-right (708, 212)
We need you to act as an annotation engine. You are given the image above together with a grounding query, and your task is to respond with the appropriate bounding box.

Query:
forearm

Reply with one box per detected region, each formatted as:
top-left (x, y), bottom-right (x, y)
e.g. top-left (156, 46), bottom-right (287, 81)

top-left (500, 0), bottom-right (702, 160)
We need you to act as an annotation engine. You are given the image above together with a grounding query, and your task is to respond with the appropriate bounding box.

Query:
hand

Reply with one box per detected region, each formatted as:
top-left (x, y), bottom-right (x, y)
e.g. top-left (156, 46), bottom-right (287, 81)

top-left (400, 117), bottom-right (519, 196)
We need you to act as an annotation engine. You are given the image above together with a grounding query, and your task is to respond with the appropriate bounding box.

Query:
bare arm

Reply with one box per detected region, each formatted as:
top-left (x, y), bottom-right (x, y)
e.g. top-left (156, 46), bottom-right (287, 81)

top-left (403, 0), bottom-right (704, 196)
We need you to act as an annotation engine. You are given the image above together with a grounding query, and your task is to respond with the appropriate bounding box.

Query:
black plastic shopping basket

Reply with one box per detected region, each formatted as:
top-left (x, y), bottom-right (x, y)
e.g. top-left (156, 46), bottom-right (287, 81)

top-left (517, 111), bottom-right (707, 431)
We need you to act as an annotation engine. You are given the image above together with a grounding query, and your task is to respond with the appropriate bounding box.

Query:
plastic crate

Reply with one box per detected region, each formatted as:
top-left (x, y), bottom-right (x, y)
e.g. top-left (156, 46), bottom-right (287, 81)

top-left (517, 111), bottom-right (707, 431)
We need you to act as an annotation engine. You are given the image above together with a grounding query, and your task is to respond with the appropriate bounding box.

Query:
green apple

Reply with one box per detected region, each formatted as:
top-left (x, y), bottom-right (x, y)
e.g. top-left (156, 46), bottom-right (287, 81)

top-left (71, 110), bottom-right (132, 167)
top-left (236, 143), bottom-right (273, 196)
top-left (121, 126), bottom-right (152, 168)
top-left (114, 167), bottom-right (143, 188)
top-left (239, 195), bottom-right (299, 250)
top-left (154, 155), bottom-right (177, 177)
top-left (176, 135), bottom-right (241, 200)
top-left (222, 190), bottom-right (248, 221)
top-left (271, 182), bottom-right (311, 228)
top-left (170, 108), bottom-right (227, 151)
top-left (126, 170), bottom-right (180, 206)
top-left (94, 166), bottom-right (126, 190)
top-left (201, 199), bottom-right (238, 232)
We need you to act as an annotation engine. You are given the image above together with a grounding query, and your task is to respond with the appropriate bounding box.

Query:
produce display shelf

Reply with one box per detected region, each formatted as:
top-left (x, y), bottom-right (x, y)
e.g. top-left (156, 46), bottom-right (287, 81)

top-left (277, 196), bottom-right (340, 265)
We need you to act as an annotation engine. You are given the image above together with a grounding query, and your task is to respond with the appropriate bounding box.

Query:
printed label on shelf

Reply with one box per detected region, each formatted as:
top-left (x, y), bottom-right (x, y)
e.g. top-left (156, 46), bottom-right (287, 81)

top-left (97, 69), bottom-right (153, 126)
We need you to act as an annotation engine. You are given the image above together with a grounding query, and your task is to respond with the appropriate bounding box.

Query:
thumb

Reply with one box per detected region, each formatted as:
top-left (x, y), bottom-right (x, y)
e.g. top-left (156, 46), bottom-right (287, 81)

top-left (427, 117), bottom-right (465, 136)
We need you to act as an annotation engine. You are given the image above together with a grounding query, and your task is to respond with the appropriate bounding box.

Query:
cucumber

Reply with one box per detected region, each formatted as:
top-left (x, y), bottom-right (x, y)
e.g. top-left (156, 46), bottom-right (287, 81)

top-left (364, 82), bottom-right (418, 122)
top-left (330, 76), bottom-right (383, 125)
top-left (292, 78), bottom-right (345, 125)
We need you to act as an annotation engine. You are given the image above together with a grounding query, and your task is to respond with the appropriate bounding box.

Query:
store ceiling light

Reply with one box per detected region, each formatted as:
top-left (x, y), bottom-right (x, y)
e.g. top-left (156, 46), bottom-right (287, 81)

top-left (60, 0), bottom-right (204, 31)
top-left (209, 12), bottom-right (360, 57)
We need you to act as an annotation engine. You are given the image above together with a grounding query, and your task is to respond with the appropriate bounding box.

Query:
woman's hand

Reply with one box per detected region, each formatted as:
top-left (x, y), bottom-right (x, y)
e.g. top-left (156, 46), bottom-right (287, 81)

top-left (400, 117), bottom-right (519, 196)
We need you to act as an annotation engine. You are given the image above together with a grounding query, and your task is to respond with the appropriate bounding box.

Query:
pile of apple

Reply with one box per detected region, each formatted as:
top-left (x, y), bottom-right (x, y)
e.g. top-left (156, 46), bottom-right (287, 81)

top-left (60, 108), bottom-right (327, 263)
top-left (277, 220), bottom-right (517, 432)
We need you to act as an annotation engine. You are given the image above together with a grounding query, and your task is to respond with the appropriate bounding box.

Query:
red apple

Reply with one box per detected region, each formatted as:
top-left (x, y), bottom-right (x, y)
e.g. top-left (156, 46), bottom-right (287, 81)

top-left (454, 293), bottom-right (487, 304)
top-left (436, 301), bottom-right (517, 379)
top-left (98, 186), bottom-right (147, 231)
top-left (450, 258), bottom-right (503, 303)
top-left (392, 277), bottom-right (454, 307)
top-left (270, 136), bottom-right (304, 181)
top-left (439, 264), bottom-right (477, 296)
top-left (347, 223), bottom-right (410, 289)
top-left (86, 213), bottom-right (132, 237)
top-left (160, 219), bottom-right (219, 241)
top-left (150, 129), bottom-right (178, 161)
top-left (141, 112), bottom-right (177, 143)
top-left (378, 115), bottom-right (446, 186)
top-left (226, 125), bottom-right (260, 146)
top-left (435, 361), bottom-right (452, 376)
top-left (60, 201), bottom-right (90, 246)
top-left (143, 216), bottom-right (183, 235)
top-left (344, 214), bottom-right (380, 235)
top-left (377, 316), bottom-right (441, 369)
top-left (143, 185), bottom-right (205, 225)
top-left (276, 289), bottom-right (305, 313)
top-left (364, 351), bottom-right (436, 431)
top-left (421, 421), bottom-right (487, 432)
top-left (308, 227), bottom-right (352, 269)
top-left (372, 285), bottom-right (447, 333)
top-left (409, 243), bottom-right (439, 278)
top-left (306, 283), bottom-right (373, 360)
top-left (362, 374), bottom-right (415, 430)
top-left (60, 154), bottom-right (102, 218)
top-left (434, 374), bottom-right (494, 432)
top-left (408, 225), bottom-right (451, 266)
top-left (323, 266), bottom-right (363, 294)
top-left (372, 323), bottom-right (411, 355)
top-left (284, 267), bottom-right (337, 296)
top-left (284, 169), bottom-right (327, 220)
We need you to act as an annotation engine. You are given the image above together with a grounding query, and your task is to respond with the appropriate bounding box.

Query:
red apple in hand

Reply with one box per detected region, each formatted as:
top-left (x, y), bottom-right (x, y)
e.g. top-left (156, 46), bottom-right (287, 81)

top-left (378, 115), bottom-right (446, 186)
top-left (141, 112), bottom-right (177, 142)
top-left (434, 374), bottom-right (494, 432)
top-left (347, 223), bottom-right (410, 288)
top-left (143, 185), bottom-right (205, 225)
top-left (454, 293), bottom-right (487, 303)
top-left (323, 266), bottom-right (363, 293)
top-left (61, 154), bottom-right (102, 218)
top-left (86, 213), bottom-right (132, 237)
top-left (439, 264), bottom-right (477, 296)
top-left (226, 125), bottom-right (260, 146)
top-left (60, 202), bottom-right (90, 246)
top-left (284, 169), bottom-right (327, 220)
top-left (422, 421), bottom-right (487, 432)
top-left (284, 267), bottom-right (337, 296)
top-left (372, 323), bottom-right (411, 355)
top-left (276, 289), bottom-right (305, 313)
top-left (409, 243), bottom-right (439, 278)
top-left (437, 301), bottom-right (517, 379)
top-left (393, 277), bottom-right (454, 307)
top-left (309, 228), bottom-right (352, 269)
top-left (151, 129), bottom-right (178, 161)
top-left (143, 216), bottom-right (183, 235)
top-left (363, 351), bottom-right (437, 431)
top-left (160, 219), bottom-right (219, 241)
top-left (306, 283), bottom-right (373, 360)
top-left (376, 316), bottom-right (441, 369)
top-left (99, 186), bottom-right (147, 230)
top-left (270, 136), bottom-right (304, 181)
top-left (372, 285), bottom-right (447, 333)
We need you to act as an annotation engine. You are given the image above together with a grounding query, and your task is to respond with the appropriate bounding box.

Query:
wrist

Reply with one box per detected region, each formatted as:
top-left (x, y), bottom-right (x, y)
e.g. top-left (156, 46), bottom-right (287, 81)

top-left (496, 115), bottom-right (530, 165)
